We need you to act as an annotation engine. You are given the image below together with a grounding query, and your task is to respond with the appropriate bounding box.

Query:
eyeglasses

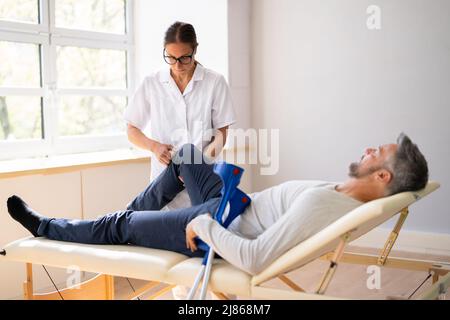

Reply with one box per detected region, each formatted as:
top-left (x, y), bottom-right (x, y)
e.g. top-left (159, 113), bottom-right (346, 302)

top-left (163, 49), bottom-right (195, 65)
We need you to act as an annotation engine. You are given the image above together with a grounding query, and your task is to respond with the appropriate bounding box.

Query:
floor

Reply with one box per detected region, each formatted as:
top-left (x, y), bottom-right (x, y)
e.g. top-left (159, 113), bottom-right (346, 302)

top-left (112, 246), bottom-right (450, 300)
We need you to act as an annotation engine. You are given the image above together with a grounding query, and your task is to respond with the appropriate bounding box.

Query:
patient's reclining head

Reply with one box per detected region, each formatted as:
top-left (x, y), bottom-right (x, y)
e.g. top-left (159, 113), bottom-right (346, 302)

top-left (385, 133), bottom-right (429, 195)
top-left (348, 133), bottom-right (429, 197)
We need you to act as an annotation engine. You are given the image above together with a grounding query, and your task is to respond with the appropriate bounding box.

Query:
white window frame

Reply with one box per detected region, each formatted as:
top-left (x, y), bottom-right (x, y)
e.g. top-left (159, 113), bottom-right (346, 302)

top-left (0, 0), bottom-right (49, 33)
top-left (0, 0), bottom-right (135, 161)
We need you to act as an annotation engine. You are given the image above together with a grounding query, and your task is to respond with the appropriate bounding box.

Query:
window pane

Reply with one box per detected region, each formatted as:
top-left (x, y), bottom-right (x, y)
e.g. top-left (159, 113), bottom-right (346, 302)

top-left (0, 0), bottom-right (39, 24)
top-left (58, 96), bottom-right (126, 136)
top-left (57, 46), bottom-right (127, 88)
top-left (0, 96), bottom-right (42, 140)
top-left (0, 41), bottom-right (41, 88)
top-left (55, 0), bottom-right (126, 34)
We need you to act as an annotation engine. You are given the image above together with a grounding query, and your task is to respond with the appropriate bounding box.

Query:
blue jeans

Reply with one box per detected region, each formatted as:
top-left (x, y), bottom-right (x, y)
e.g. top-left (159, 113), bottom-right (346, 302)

top-left (37, 144), bottom-right (223, 258)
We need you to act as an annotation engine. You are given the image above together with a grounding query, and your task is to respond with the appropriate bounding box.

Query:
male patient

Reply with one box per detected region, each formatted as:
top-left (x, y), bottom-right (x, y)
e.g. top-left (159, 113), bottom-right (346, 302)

top-left (6, 133), bottom-right (428, 275)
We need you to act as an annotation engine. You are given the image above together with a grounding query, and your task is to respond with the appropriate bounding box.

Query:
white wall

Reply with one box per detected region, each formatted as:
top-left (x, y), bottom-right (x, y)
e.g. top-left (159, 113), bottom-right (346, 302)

top-left (228, 0), bottom-right (252, 131)
top-left (226, 0), bottom-right (253, 188)
top-left (251, 0), bottom-right (450, 234)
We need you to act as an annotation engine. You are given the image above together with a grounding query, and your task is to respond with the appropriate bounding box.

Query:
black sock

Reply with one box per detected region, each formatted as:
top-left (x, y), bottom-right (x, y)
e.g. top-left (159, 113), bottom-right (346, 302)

top-left (7, 196), bottom-right (45, 237)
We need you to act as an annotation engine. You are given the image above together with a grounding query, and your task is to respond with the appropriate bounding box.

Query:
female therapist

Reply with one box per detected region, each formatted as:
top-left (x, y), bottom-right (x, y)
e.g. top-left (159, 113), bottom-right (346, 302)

top-left (124, 22), bottom-right (236, 210)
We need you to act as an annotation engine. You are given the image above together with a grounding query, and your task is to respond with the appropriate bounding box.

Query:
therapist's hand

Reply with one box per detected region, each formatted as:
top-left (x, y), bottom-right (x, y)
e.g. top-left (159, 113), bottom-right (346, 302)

top-left (152, 142), bottom-right (174, 165)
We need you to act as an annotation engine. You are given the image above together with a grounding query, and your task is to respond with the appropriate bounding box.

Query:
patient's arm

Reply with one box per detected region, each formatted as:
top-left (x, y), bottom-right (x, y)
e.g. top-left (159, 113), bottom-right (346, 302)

top-left (190, 189), bottom-right (332, 275)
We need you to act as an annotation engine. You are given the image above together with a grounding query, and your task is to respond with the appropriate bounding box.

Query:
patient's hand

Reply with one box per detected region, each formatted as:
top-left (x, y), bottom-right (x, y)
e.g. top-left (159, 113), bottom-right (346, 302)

top-left (186, 220), bottom-right (199, 252)
top-left (186, 213), bottom-right (212, 252)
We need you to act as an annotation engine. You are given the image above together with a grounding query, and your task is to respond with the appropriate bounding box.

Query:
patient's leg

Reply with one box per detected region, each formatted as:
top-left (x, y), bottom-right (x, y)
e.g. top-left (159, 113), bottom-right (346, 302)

top-left (7, 195), bottom-right (220, 257)
top-left (7, 195), bottom-right (132, 244)
top-left (127, 144), bottom-right (223, 210)
top-left (127, 197), bottom-right (221, 256)
top-left (126, 158), bottom-right (185, 211)
top-left (176, 144), bottom-right (223, 205)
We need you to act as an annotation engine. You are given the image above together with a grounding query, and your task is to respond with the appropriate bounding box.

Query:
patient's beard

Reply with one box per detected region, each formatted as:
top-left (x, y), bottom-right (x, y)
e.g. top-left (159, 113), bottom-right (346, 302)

top-left (348, 162), bottom-right (381, 179)
top-left (349, 162), bottom-right (359, 178)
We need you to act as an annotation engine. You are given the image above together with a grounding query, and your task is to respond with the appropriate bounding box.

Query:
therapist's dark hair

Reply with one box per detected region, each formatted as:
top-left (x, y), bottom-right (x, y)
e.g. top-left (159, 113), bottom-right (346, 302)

top-left (164, 22), bottom-right (199, 51)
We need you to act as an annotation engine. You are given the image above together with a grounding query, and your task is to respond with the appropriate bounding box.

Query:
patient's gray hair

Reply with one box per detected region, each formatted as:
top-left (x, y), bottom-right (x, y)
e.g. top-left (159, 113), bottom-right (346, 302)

top-left (385, 133), bottom-right (429, 196)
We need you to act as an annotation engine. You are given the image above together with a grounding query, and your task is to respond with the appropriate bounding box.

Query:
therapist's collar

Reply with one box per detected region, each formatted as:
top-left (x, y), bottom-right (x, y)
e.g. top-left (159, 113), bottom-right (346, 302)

top-left (159, 63), bottom-right (205, 83)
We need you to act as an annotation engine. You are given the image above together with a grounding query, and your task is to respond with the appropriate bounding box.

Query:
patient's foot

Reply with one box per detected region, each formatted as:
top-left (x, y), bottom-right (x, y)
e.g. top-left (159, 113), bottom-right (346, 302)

top-left (7, 196), bottom-right (44, 237)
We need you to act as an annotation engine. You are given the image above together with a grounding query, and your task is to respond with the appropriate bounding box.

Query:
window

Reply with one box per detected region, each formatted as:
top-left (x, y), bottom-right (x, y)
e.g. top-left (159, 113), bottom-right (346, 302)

top-left (0, 0), bottom-right (134, 160)
top-left (0, 0), bottom-right (40, 24)
top-left (55, 0), bottom-right (126, 34)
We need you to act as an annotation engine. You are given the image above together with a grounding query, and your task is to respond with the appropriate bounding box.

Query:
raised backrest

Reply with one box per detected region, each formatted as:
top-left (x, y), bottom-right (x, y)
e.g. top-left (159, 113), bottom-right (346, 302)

top-left (252, 181), bottom-right (440, 286)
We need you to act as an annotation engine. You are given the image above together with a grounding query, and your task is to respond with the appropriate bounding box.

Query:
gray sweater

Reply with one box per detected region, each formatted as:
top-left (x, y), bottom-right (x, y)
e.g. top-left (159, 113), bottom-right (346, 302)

top-left (191, 180), bottom-right (362, 275)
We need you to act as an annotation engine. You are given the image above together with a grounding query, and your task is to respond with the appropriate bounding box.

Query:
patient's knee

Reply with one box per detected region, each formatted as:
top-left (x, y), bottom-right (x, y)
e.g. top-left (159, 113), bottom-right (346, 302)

top-left (126, 199), bottom-right (137, 211)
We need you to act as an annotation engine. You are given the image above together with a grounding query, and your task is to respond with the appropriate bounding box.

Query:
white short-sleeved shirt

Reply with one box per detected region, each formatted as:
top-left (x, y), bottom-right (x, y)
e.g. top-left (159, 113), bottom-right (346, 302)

top-left (124, 64), bottom-right (236, 208)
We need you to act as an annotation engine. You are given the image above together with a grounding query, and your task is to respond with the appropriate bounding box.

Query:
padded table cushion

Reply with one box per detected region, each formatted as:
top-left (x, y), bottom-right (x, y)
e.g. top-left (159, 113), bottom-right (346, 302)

top-left (1, 237), bottom-right (252, 296)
